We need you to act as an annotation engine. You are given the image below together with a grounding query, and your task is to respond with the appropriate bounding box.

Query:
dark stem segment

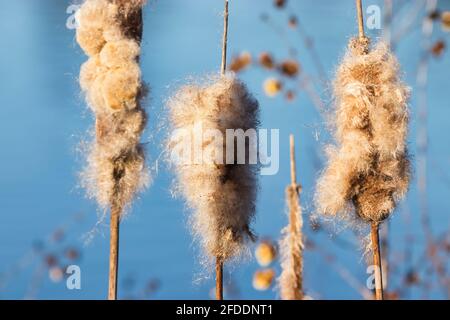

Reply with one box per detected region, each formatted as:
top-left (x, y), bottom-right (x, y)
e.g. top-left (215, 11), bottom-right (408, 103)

top-left (215, 258), bottom-right (223, 300)
top-left (356, 0), bottom-right (365, 40)
top-left (108, 206), bottom-right (121, 300)
top-left (371, 222), bottom-right (384, 300)
top-left (221, 0), bottom-right (229, 75)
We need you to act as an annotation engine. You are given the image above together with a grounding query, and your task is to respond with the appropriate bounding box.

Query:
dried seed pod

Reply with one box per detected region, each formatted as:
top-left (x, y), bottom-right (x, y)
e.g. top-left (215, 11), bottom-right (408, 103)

top-left (229, 52), bottom-right (252, 73)
top-left (99, 39), bottom-right (140, 68)
top-left (279, 184), bottom-right (303, 300)
top-left (167, 74), bottom-right (259, 262)
top-left (316, 38), bottom-right (411, 223)
top-left (77, 0), bottom-right (148, 214)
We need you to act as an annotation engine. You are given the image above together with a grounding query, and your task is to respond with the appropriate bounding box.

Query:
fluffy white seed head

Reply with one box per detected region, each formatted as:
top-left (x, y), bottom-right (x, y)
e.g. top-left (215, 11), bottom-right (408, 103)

top-left (167, 74), bottom-right (259, 262)
top-left (279, 185), bottom-right (304, 300)
top-left (77, 0), bottom-right (148, 214)
top-left (315, 38), bottom-right (411, 223)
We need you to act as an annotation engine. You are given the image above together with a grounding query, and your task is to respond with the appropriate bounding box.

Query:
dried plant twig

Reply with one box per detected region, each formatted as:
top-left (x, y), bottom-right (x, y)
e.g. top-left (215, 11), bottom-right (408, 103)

top-left (371, 222), bottom-right (384, 300)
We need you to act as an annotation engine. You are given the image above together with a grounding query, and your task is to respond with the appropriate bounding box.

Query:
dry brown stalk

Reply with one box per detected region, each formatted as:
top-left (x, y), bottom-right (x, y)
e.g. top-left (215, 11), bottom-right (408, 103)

top-left (108, 205), bottom-right (121, 299)
top-left (371, 222), bottom-right (384, 300)
top-left (215, 258), bottom-right (224, 300)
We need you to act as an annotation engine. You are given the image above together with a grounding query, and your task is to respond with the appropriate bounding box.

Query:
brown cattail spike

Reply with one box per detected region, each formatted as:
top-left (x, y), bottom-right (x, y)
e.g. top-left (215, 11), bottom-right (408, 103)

top-left (279, 135), bottom-right (304, 300)
top-left (371, 222), bottom-right (384, 300)
top-left (217, 0), bottom-right (229, 300)
top-left (167, 75), bottom-right (259, 263)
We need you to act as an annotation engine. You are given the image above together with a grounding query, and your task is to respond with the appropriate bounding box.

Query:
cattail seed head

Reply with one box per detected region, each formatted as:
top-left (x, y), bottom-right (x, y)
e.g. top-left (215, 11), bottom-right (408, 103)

top-left (77, 0), bottom-right (148, 214)
top-left (167, 74), bottom-right (259, 262)
top-left (316, 38), bottom-right (411, 223)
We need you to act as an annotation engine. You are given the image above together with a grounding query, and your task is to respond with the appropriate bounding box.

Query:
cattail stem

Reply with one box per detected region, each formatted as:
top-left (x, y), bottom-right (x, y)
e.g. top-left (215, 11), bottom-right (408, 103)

top-left (215, 258), bottom-right (223, 300)
top-left (221, 0), bottom-right (229, 75)
top-left (371, 222), bottom-right (384, 300)
top-left (108, 205), bottom-right (121, 300)
top-left (356, 0), bottom-right (365, 40)
top-left (214, 0), bottom-right (229, 301)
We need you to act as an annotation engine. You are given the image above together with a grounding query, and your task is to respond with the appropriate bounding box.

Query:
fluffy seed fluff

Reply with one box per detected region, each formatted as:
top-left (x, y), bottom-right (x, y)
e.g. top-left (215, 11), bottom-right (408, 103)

top-left (279, 184), bottom-right (304, 300)
top-left (316, 38), bottom-right (411, 223)
top-left (167, 74), bottom-right (259, 262)
top-left (77, 0), bottom-right (148, 213)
